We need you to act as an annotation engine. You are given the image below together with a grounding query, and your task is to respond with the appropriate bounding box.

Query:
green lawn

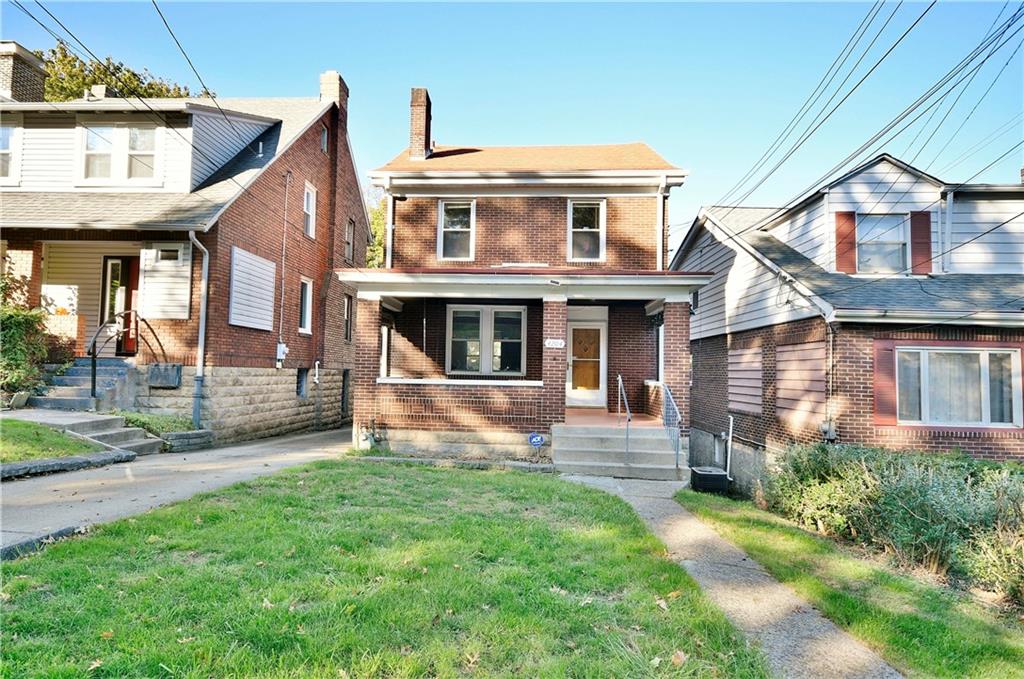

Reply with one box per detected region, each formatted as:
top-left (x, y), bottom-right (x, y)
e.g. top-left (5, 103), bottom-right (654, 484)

top-left (0, 419), bottom-right (101, 463)
top-left (676, 490), bottom-right (1024, 679)
top-left (2, 462), bottom-right (770, 678)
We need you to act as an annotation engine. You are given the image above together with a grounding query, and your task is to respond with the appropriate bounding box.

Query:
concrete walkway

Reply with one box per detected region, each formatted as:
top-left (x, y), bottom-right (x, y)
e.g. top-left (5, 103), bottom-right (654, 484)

top-left (2, 428), bottom-right (350, 556)
top-left (565, 475), bottom-right (902, 679)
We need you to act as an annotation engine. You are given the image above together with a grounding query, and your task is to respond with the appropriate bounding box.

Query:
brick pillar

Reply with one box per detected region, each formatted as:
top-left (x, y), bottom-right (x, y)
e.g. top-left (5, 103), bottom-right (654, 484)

top-left (539, 298), bottom-right (567, 432)
top-left (352, 295), bottom-right (381, 448)
top-left (662, 301), bottom-right (691, 431)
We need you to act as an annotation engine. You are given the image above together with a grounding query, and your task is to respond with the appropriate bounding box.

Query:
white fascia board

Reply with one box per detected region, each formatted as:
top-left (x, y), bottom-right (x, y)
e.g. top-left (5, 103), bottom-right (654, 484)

top-left (377, 377), bottom-right (544, 387)
top-left (0, 220), bottom-right (203, 230)
top-left (833, 308), bottom-right (1024, 327)
top-left (701, 208), bottom-right (836, 320)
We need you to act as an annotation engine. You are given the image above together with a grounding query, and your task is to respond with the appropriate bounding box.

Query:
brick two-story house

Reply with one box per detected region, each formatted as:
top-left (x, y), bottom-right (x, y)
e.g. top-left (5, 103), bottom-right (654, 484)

top-left (0, 40), bottom-right (369, 443)
top-left (339, 88), bottom-right (710, 477)
top-left (672, 154), bottom-right (1024, 491)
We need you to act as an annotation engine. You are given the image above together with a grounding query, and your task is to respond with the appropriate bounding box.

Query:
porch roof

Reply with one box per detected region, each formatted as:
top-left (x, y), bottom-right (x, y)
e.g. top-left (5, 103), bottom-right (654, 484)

top-left (336, 267), bottom-right (712, 301)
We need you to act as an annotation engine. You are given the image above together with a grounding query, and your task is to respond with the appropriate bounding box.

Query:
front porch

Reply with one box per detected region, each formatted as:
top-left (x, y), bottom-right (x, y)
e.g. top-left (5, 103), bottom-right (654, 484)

top-left (339, 268), bottom-right (706, 473)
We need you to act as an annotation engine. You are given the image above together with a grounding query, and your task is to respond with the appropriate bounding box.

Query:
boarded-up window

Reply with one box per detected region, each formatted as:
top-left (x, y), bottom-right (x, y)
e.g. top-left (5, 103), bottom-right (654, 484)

top-left (728, 347), bottom-right (762, 414)
top-left (139, 242), bottom-right (191, 320)
top-left (776, 341), bottom-right (827, 427)
top-left (229, 246), bottom-right (276, 331)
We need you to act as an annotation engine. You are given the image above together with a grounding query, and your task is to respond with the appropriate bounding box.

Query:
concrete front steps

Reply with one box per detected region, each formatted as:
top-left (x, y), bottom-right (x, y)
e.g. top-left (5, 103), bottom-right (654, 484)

top-left (29, 358), bottom-right (131, 411)
top-left (58, 413), bottom-right (163, 456)
top-left (552, 424), bottom-right (685, 480)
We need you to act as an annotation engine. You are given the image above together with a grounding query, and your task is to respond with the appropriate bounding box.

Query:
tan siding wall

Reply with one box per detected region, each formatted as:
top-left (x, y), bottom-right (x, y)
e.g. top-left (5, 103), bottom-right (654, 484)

top-left (727, 347), bottom-right (762, 414)
top-left (775, 340), bottom-right (827, 427)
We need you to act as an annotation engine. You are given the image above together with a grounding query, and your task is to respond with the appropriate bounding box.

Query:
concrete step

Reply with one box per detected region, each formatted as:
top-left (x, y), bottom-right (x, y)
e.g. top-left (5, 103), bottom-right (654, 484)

top-left (552, 424), bottom-right (677, 440)
top-left (116, 438), bottom-right (164, 455)
top-left (88, 427), bottom-right (148, 445)
top-left (61, 415), bottom-right (125, 435)
top-left (72, 357), bottom-right (132, 368)
top-left (554, 461), bottom-right (682, 481)
top-left (26, 396), bottom-right (96, 411)
top-left (552, 447), bottom-right (681, 466)
top-left (387, 441), bottom-right (539, 459)
top-left (48, 375), bottom-right (119, 388)
top-left (61, 366), bottom-right (129, 378)
top-left (44, 385), bottom-right (116, 399)
top-left (552, 435), bottom-right (677, 453)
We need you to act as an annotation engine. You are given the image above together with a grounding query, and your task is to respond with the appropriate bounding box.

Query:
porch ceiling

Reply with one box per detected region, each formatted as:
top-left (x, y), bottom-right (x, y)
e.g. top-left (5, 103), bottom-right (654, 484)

top-left (337, 268), bottom-right (712, 301)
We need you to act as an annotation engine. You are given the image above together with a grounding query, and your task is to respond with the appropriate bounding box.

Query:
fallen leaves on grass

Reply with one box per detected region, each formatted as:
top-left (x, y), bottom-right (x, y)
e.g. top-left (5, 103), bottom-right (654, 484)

top-left (655, 597), bottom-right (669, 611)
top-left (261, 597), bottom-right (274, 609)
top-left (672, 650), bottom-right (689, 666)
top-left (87, 659), bottom-right (103, 672)
top-left (99, 630), bottom-right (114, 640)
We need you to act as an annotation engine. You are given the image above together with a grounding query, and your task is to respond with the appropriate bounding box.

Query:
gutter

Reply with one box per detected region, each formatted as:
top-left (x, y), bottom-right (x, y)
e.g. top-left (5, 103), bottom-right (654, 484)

top-left (831, 308), bottom-right (1024, 327)
top-left (188, 231), bottom-right (210, 429)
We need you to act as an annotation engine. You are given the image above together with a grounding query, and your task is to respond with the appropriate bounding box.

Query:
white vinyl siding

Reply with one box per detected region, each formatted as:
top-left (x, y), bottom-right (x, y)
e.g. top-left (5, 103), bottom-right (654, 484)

top-left (138, 242), bottom-right (192, 319)
top-left (776, 341), bottom-right (827, 427)
top-left (947, 196), bottom-right (1024, 273)
top-left (189, 110), bottom-right (270, 189)
top-left (727, 347), bottom-right (762, 414)
top-left (0, 114), bottom-right (22, 185)
top-left (228, 246), bottom-right (276, 331)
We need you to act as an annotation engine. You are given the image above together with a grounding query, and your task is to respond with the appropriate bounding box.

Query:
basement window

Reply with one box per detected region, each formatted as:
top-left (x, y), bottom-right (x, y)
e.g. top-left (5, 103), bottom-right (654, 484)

top-left (296, 368), bottom-right (309, 398)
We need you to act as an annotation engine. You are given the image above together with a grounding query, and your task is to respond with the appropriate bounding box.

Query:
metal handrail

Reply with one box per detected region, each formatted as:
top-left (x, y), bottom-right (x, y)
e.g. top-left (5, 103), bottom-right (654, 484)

top-left (616, 373), bottom-right (632, 463)
top-left (86, 309), bottom-right (169, 398)
top-left (662, 383), bottom-right (682, 470)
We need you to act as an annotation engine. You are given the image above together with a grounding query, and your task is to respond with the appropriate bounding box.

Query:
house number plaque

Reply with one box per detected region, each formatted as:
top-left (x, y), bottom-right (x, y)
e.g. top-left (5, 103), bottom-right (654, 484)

top-left (544, 338), bottom-right (566, 349)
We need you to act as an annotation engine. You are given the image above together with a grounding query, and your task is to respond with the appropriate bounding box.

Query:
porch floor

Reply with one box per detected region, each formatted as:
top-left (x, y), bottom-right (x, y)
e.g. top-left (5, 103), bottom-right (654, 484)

top-left (563, 408), bottom-right (663, 428)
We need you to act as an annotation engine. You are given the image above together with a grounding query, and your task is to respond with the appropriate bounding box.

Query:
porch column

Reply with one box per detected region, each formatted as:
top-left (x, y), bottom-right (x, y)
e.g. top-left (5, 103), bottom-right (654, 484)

top-left (662, 300), bottom-right (691, 431)
top-left (352, 294), bottom-right (381, 448)
top-left (539, 296), bottom-right (567, 432)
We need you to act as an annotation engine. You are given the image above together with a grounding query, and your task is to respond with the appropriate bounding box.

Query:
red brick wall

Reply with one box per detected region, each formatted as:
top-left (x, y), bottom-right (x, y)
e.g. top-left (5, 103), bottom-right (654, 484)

top-left (607, 302), bottom-right (658, 409)
top-left (662, 301), bottom-right (691, 431)
top-left (392, 196), bottom-right (659, 269)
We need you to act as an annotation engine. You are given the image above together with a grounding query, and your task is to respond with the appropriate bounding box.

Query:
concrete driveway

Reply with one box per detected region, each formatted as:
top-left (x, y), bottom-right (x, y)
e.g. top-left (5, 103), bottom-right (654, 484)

top-left (2, 428), bottom-right (350, 557)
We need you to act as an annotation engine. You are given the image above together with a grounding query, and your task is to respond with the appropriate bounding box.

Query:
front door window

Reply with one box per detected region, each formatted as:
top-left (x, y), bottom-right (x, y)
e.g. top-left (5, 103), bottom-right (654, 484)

top-left (567, 324), bottom-right (606, 407)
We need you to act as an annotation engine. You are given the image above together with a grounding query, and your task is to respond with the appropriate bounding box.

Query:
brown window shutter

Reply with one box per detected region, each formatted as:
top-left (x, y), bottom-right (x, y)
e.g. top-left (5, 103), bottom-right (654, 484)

top-left (873, 340), bottom-right (897, 426)
top-left (835, 211), bottom-right (857, 273)
top-left (910, 211), bottom-right (932, 274)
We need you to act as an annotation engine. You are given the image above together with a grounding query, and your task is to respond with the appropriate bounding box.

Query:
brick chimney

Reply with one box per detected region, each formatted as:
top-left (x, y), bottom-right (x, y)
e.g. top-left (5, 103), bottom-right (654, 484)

top-left (0, 41), bottom-right (46, 102)
top-left (319, 70), bottom-right (349, 111)
top-left (409, 87), bottom-right (432, 160)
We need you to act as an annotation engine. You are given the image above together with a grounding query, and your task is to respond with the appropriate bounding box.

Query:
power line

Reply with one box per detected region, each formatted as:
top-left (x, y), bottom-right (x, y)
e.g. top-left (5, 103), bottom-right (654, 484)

top-left (936, 110), bottom-right (1023, 175)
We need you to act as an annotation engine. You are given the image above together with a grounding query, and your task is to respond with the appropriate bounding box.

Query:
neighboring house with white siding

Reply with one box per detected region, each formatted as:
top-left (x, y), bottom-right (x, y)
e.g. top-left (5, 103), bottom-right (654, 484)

top-left (0, 40), bottom-right (369, 443)
top-left (671, 153), bottom-right (1024, 492)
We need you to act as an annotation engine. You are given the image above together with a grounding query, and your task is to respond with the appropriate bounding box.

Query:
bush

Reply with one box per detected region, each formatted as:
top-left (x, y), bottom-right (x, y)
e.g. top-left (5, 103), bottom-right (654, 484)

top-left (0, 306), bottom-right (48, 395)
top-left (112, 410), bottom-right (194, 436)
top-left (765, 443), bottom-right (1024, 603)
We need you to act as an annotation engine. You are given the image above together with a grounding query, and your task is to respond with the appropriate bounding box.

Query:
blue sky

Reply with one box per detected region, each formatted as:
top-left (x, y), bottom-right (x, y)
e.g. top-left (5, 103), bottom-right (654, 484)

top-left (3, 2), bottom-right (1021, 251)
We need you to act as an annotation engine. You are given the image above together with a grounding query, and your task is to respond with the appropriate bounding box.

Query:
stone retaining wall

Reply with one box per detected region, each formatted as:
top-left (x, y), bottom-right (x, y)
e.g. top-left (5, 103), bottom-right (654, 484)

top-left (163, 430), bottom-right (214, 452)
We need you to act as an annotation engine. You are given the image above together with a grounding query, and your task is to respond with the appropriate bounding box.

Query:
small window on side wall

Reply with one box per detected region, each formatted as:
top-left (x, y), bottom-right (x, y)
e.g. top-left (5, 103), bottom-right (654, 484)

top-left (856, 214), bottom-right (907, 273)
top-left (568, 200), bottom-right (605, 262)
top-left (296, 367), bottom-right (309, 398)
top-left (343, 293), bottom-right (353, 341)
top-left (345, 219), bottom-right (355, 261)
top-left (298, 277), bottom-right (313, 334)
top-left (320, 124), bottom-right (329, 154)
top-left (303, 183), bottom-right (317, 238)
top-left (438, 200), bottom-right (474, 261)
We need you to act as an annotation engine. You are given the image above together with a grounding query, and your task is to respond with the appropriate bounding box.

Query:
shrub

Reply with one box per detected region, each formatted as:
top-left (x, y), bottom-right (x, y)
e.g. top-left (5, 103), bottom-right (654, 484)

top-left (112, 410), bottom-right (194, 436)
top-left (765, 443), bottom-right (1024, 603)
top-left (0, 306), bottom-right (48, 395)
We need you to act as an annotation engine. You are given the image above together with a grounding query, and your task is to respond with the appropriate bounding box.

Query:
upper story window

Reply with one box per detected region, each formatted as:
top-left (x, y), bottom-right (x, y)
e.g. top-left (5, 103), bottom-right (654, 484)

top-left (320, 124), bottom-right (329, 154)
top-left (298, 277), bottom-right (313, 334)
top-left (345, 218), bottom-right (355, 261)
top-left (0, 117), bottom-right (21, 185)
top-left (78, 122), bottom-right (160, 185)
top-left (445, 304), bottom-right (525, 375)
top-left (568, 199), bottom-right (606, 262)
top-left (303, 183), bottom-right (317, 238)
top-left (437, 200), bottom-right (475, 261)
top-left (856, 214), bottom-right (906, 273)
top-left (896, 347), bottom-right (1022, 427)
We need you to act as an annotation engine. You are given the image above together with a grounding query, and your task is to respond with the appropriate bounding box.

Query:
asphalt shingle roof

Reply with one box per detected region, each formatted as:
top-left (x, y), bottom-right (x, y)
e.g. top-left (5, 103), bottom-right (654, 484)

top-left (0, 97), bottom-right (328, 230)
top-left (374, 142), bottom-right (679, 173)
top-left (706, 206), bottom-right (1024, 316)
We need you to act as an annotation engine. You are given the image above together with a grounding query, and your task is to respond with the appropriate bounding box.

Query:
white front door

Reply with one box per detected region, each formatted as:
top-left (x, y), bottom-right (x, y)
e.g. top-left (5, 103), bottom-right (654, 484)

top-left (566, 321), bottom-right (607, 407)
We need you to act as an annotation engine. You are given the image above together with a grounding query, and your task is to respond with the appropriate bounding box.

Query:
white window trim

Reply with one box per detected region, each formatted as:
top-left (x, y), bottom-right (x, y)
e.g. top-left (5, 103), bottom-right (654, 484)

top-left (437, 199), bottom-right (476, 262)
top-left (343, 293), bottom-right (353, 342)
top-left (445, 304), bottom-right (527, 376)
top-left (855, 213), bottom-right (909, 274)
top-left (303, 182), bottom-right (317, 239)
top-left (298, 277), bottom-right (313, 335)
top-left (151, 242), bottom-right (187, 268)
top-left (895, 346), bottom-right (1023, 428)
top-left (567, 198), bottom-right (607, 263)
top-left (74, 117), bottom-right (163, 188)
top-left (0, 113), bottom-right (23, 187)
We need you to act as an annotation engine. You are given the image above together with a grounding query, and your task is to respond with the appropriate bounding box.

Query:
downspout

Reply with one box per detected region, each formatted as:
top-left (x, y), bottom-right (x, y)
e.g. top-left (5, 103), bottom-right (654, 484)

top-left (278, 171), bottom-right (292, 354)
top-left (188, 230), bottom-right (209, 430)
top-left (655, 177), bottom-right (667, 270)
top-left (944, 190), bottom-right (954, 273)
top-left (385, 192), bottom-right (395, 269)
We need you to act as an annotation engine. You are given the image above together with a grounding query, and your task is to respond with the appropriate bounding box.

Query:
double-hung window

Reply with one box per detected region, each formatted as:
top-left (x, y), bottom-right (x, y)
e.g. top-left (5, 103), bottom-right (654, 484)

top-left (83, 125), bottom-right (115, 179)
top-left (568, 199), bottom-right (606, 262)
top-left (857, 214), bottom-right (907, 273)
top-left (446, 305), bottom-right (526, 376)
top-left (298, 278), bottom-right (313, 334)
top-left (0, 117), bottom-right (21, 184)
top-left (896, 347), bottom-right (1023, 427)
top-left (128, 127), bottom-right (155, 179)
top-left (303, 183), bottom-right (317, 238)
top-left (79, 122), bottom-right (159, 183)
top-left (437, 200), bottom-right (474, 261)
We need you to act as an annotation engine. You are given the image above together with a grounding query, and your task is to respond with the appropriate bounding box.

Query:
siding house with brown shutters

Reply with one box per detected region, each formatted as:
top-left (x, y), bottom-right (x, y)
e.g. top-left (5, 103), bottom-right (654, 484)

top-left (671, 154), bottom-right (1024, 492)
top-left (338, 88), bottom-right (711, 477)
top-left (0, 41), bottom-right (369, 443)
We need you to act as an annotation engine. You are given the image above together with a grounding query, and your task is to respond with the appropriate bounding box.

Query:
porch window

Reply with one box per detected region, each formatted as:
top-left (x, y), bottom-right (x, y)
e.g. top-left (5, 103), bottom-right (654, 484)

top-left (568, 199), bottom-right (605, 262)
top-left (303, 183), bottom-right (317, 238)
top-left (445, 305), bottom-right (526, 376)
top-left (298, 277), bottom-right (313, 334)
top-left (857, 214), bottom-right (907, 273)
top-left (896, 348), bottom-right (1022, 426)
top-left (437, 200), bottom-right (474, 261)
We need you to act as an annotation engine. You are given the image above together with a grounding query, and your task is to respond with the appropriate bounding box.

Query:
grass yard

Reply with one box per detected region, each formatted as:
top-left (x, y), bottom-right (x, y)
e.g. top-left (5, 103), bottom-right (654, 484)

top-left (111, 409), bottom-right (193, 436)
top-left (676, 490), bottom-right (1024, 679)
top-left (2, 462), bottom-right (769, 678)
top-left (0, 419), bottom-right (101, 463)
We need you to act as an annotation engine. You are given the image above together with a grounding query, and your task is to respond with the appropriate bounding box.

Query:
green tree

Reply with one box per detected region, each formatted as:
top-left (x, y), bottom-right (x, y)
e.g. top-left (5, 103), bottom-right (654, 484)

top-left (37, 43), bottom-right (207, 102)
top-left (367, 196), bottom-right (387, 268)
